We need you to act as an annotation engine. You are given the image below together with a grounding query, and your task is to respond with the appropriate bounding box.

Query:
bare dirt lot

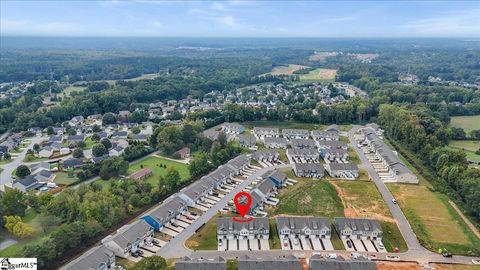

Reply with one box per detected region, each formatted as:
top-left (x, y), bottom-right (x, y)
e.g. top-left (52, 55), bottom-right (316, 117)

top-left (377, 262), bottom-right (421, 270)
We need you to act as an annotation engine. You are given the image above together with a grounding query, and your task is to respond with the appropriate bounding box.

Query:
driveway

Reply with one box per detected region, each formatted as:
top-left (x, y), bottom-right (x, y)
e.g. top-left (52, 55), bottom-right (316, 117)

top-left (0, 136), bottom-right (47, 186)
top-left (156, 163), bottom-right (292, 259)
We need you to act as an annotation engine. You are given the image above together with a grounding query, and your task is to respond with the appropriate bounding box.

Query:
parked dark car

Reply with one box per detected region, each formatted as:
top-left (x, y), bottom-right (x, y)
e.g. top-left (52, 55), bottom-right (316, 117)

top-left (347, 240), bottom-right (352, 248)
top-left (442, 252), bottom-right (452, 258)
top-left (135, 250), bottom-right (144, 256)
top-left (131, 252), bottom-right (139, 258)
top-left (152, 239), bottom-right (160, 245)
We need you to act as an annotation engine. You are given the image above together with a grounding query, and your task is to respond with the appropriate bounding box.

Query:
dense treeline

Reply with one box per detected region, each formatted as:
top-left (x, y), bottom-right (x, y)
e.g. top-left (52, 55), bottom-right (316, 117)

top-left (378, 104), bottom-right (480, 221)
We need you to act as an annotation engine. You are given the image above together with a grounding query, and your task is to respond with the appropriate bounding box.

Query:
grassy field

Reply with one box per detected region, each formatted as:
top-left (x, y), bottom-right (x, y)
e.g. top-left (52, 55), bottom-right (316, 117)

top-left (124, 73), bottom-right (159, 81)
top-left (449, 115), bottom-right (480, 134)
top-left (61, 86), bottom-right (86, 98)
top-left (128, 156), bottom-right (190, 186)
top-left (269, 176), bottom-right (344, 218)
top-left (332, 181), bottom-right (393, 222)
top-left (299, 68), bottom-right (337, 82)
top-left (269, 218), bottom-right (281, 249)
top-left (267, 64), bottom-right (309, 75)
top-left (388, 183), bottom-right (480, 255)
top-left (0, 209), bottom-right (51, 257)
top-left (54, 172), bottom-right (78, 186)
top-left (447, 140), bottom-right (480, 163)
top-left (381, 221), bottom-right (408, 252)
top-left (185, 213), bottom-right (237, 250)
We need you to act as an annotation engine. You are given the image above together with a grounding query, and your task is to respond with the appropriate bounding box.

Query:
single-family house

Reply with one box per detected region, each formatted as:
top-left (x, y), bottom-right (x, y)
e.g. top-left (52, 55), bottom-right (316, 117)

top-left (174, 147), bottom-right (191, 159)
top-left (12, 176), bottom-right (42, 193)
top-left (49, 135), bottom-right (63, 143)
top-left (111, 131), bottom-right (128, 140)
top-left (129, 168), bottom-right (152, 180)
top-left (109, 145), bottom-right (125, 157)
top-left (63, 158), bottom-right (84, 169)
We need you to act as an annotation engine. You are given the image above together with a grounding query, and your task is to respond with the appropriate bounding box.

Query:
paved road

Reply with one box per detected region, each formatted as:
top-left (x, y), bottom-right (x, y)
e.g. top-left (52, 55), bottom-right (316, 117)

top-left (347, 126), bottom-right (424, 252)
top-left (172, 126), bottom-right (480, 265)
top-left (0, 136), bottom-right (47, 185)
top-left (156, 163), bottom-right (293, 258)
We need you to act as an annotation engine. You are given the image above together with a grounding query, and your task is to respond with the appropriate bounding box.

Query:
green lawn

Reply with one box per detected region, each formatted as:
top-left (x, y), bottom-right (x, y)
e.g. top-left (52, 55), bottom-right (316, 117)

top-left (128, 156), bottom-right (190, 186)
top-left (0, 209), bottom-right (51, 257)
top-left (447, 140), bottom-right (480, 163)
top-left (185, 214), bottom-right (226, 250)
top-left (54, 172), bottom-right (79, 186)
top-left (449, 115), bottom-right (480, 135)
top-left (61, 86), bottom-right (86, 98)
top-left (270, 176), bottom-right (344, 218)
top-left (269, 218), bottom-right (281, 249)
top-left (299, 68), bottom-right (337, 82)
top-left (382, 221), bottom-right (408, 252)
top-left (84, 137), bottom-right (95, 149)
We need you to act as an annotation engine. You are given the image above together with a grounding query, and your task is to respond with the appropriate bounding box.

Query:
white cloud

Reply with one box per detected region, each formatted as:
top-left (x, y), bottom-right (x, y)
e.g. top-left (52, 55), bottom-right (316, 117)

top-left (215, 15), bottom-right (236, 27)
top-left (401, 9), bottom-right (480, 37)
top-left (325, 15), bottom-right (358, 23)
top-left (211, 2), bottom-right (226, 11)
top-left (151, 20), bottom-right (164, 29)
top-left (1, 19), bottom-right (84, 36)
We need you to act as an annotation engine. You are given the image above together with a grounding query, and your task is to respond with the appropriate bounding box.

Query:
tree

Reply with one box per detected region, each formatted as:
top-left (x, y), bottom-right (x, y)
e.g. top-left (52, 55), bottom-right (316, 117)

top-left (164, 167), bottom-right (181, 191)
top-left (16, 165), bottom-right (31, 178)
top-left (102, 113), bottom-right (117, 125)
top-left (33, 143), bottom-right (40, 152)
top-left (4, 216), bottom-right (35, 239)
top-left (46, 126), bottom-right (54, 135)
top-left (26, 192), bottom-right (41, 212)
top-left (77, 141), bottom-right (86, 149)
top-left (470, 129), bottom-right (480, 139)
top-left (38, 214), bottom-right (62, 233)
top-left (91, 133), bottom-right (101, 142)
top-left (129, 256), bottom-right (167, 270)
top-left (451, 127), bottom-right (466, 140)
top-left (188, 152), bottom-right (210, 178)
top-left (72, 148), bottom-right (84, 158)
top-left (92, 143), bottom-right (108, 157)
top-left (99, 156), bottom-right (129, 180)
top-left (131, 126), bottom-right (141, 134)
top-left (92, 124), bottom-right (102, 132)
top-left (100, 138), bottom-right (112, 149)
top-left (66, 128), bottom-right (76, 136)
top-left (2, 189), bottom-right (27, 216)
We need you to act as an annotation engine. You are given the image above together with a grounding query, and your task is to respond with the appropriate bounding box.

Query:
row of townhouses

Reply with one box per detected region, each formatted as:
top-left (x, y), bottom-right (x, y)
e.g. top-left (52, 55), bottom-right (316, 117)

top-left (359, 128), bottom-right (418, 184)
top-left (175, 255), bottom-right (377, 270)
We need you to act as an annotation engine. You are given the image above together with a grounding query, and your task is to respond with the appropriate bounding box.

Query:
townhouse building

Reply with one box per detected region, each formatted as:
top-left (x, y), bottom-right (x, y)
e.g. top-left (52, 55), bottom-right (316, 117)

top-left (217, 217), bottom-right (269, 241)
top-left (325, 162), bottom-right (359, 179)
top-left (311, 130), bottom-right (339, 141)
top-left (251, 149), bottom-right (279, 163)
top-left (276, 216), bottom-right (331, 239)
top-left (281, 128), bottom-right (309, 140)
top-left (61, 246), bottom-right (116, 270)
top-left (264, 137), bottom-right (288, 149)
top-left (309, 255), bottom-right (377, 270)
top-left (238, 134), bottom-right (257, 148)
top-left (178, 177), bottom-right (216, 207)
top-left (101, 219), bottom-right (154, 259)
top-left (286, 148), bottom-right (320, 163)
top-left (176, 256), bottom-right (226, 270)
top-left (333, 218), bottom-right (383, 241)
top-left (320, 148), bottom-right (348, 163)
top-left (253, 127), bottom-right (280, 139)
top-left (289, 138), bottom-right (317, 149)
top-left (262, 169), bottom-right (288, 188)
top-left (142, 196), bottom-right (188, 231)
top-left (317, 140), bottom-right (348, 150)
top-left (293, 163), bottom-right (325, 178)
top-left (221, 123), bottom-right (245, 134)
top-left (238, 255), bottom-right (301, 270)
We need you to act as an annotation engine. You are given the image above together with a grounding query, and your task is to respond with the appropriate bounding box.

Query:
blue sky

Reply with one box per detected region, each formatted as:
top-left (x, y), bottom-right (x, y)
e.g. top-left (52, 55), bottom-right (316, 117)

top-left (1, 1), bottom-right (479, 37)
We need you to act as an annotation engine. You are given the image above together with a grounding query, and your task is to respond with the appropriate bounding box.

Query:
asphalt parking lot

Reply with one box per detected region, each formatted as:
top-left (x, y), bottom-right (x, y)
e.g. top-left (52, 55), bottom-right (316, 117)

top-left (281, 236), bottom-right (334, 251)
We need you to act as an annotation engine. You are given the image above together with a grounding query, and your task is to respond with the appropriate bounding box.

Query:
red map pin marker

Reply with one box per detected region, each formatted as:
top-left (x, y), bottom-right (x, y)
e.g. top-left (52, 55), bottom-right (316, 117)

top-left (234, 191), bottom-right (252, 217)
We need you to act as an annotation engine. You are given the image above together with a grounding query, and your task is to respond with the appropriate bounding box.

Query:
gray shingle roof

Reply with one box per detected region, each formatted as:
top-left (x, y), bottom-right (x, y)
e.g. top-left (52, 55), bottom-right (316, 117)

top-left (175, 256), bottom-right (226, 270)
top-left (111, 220), bottom-right (153, 249)
top-left (309, 256), bottom-right (377, 270)
top-left (61, 246), bottom-right (114, 270)
top-left (238, 255), bottom-right (301, 270)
